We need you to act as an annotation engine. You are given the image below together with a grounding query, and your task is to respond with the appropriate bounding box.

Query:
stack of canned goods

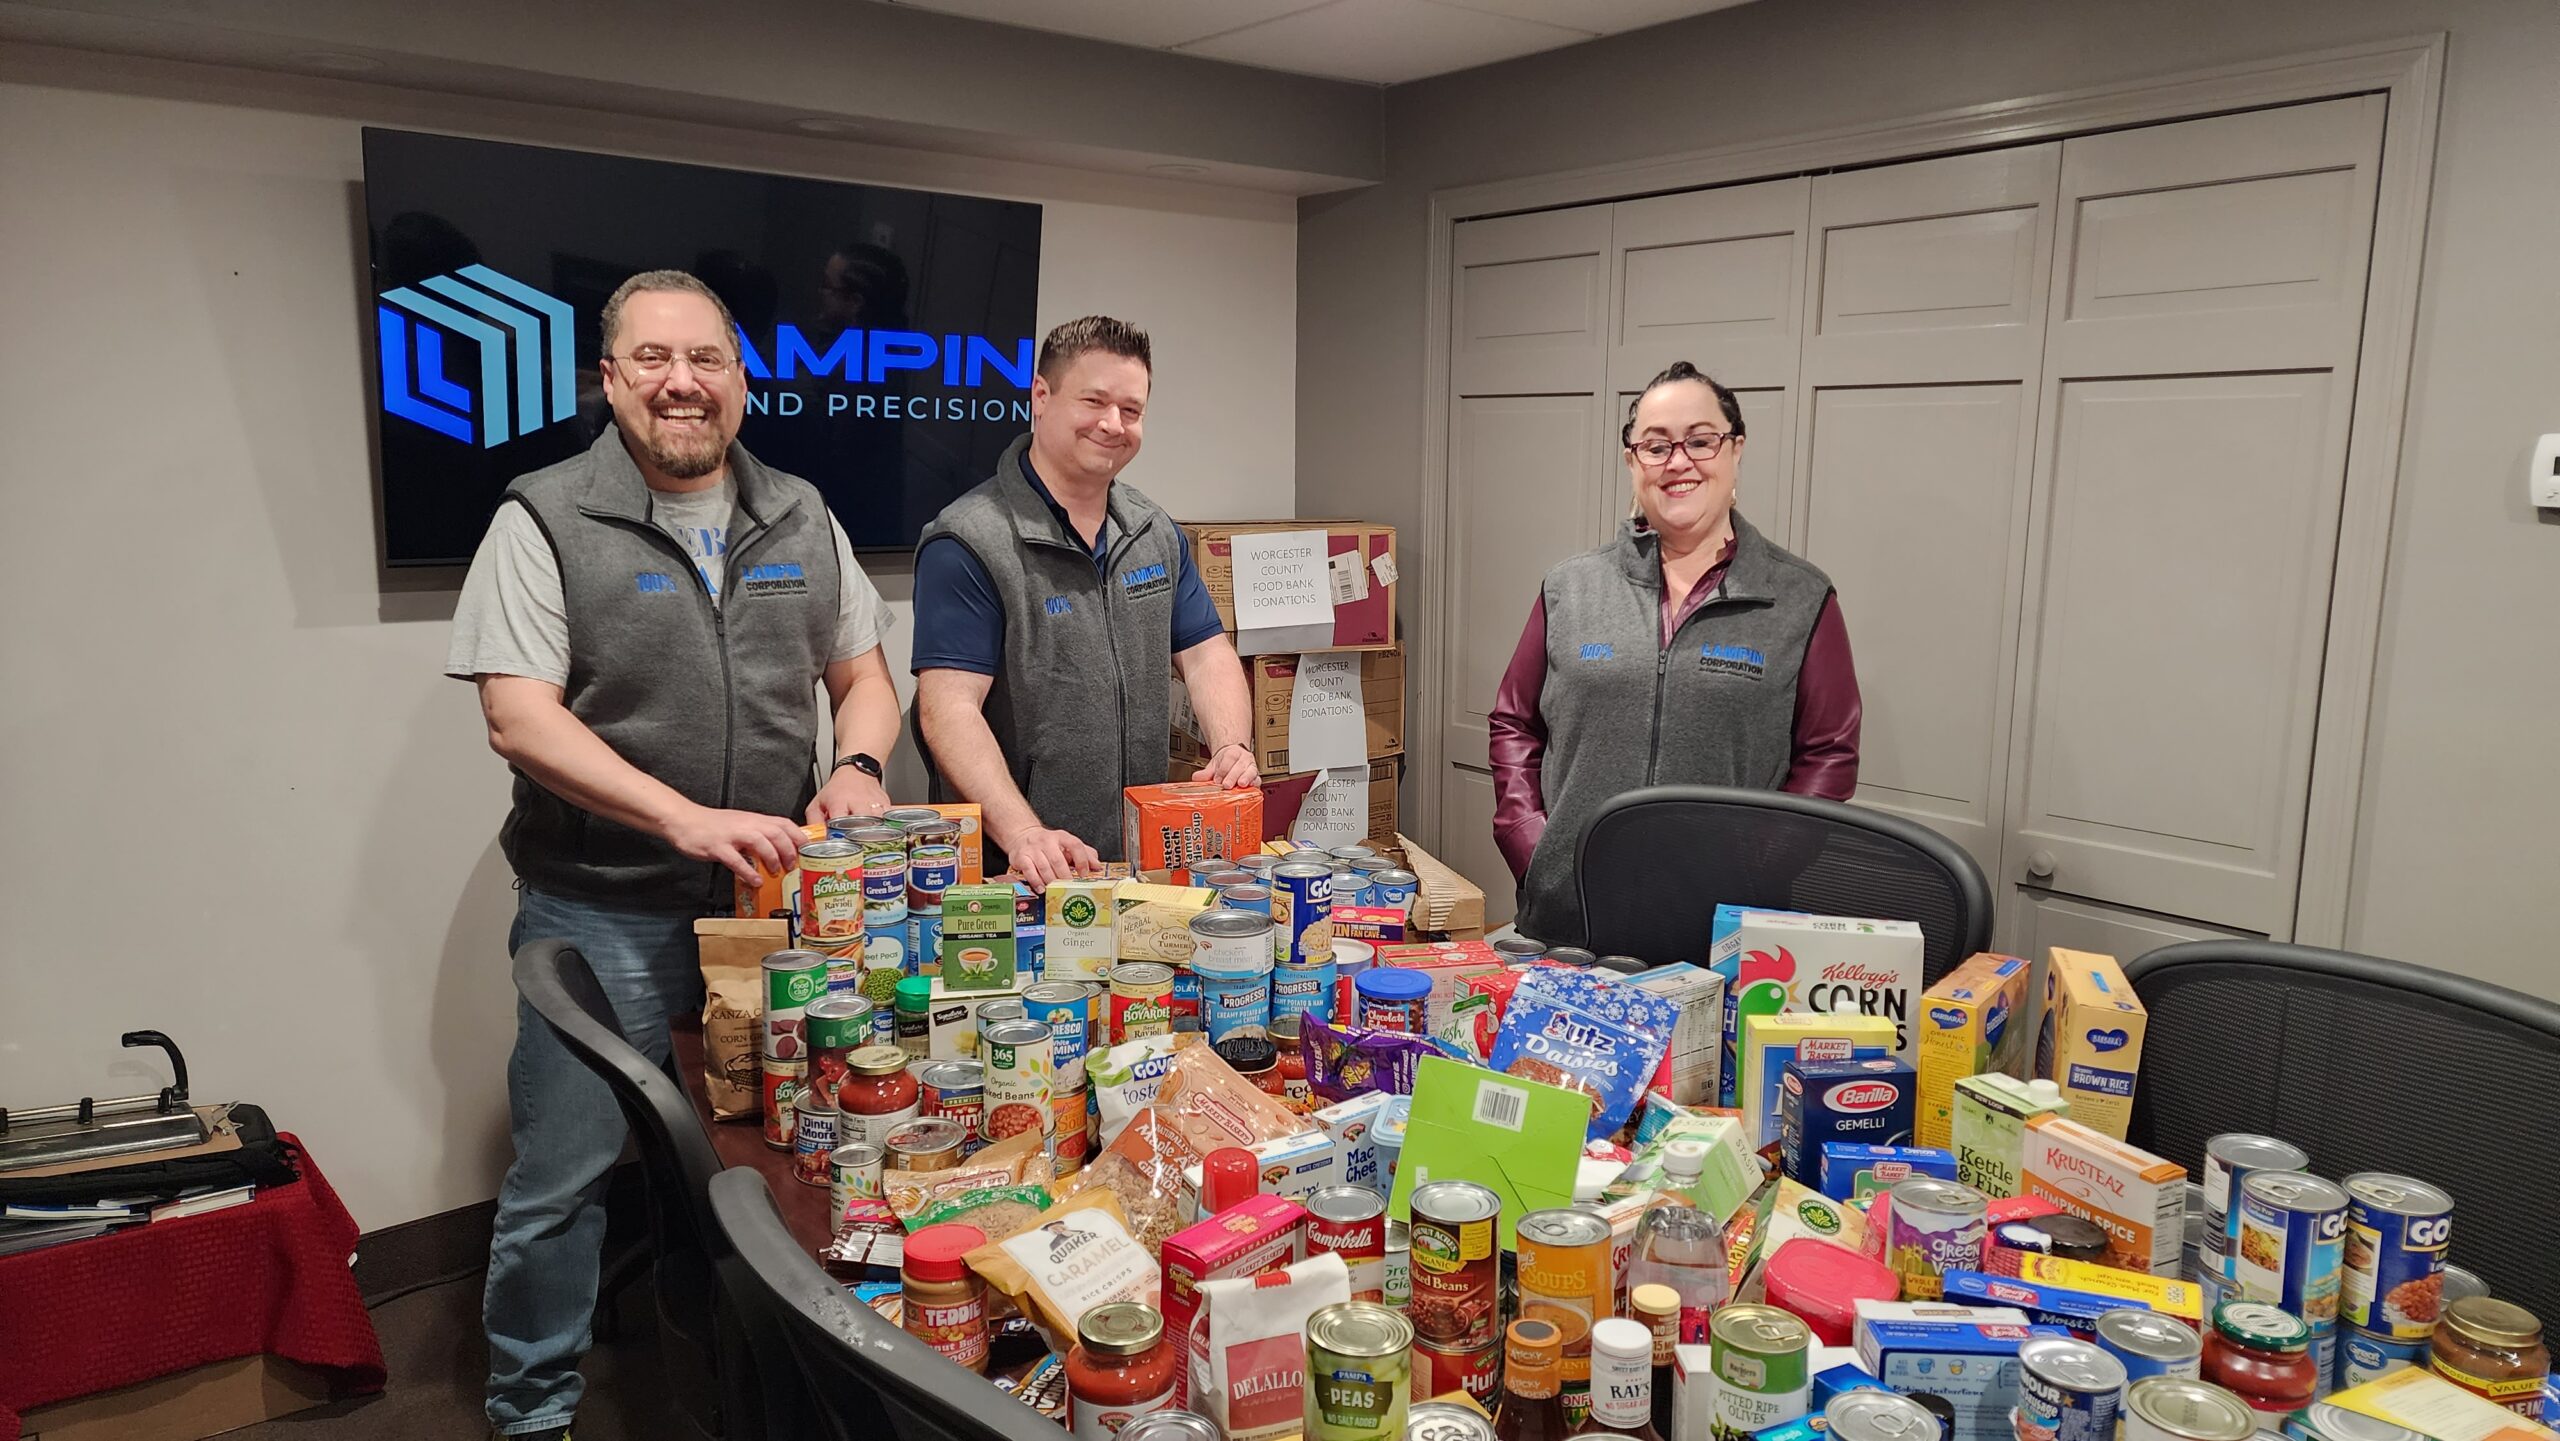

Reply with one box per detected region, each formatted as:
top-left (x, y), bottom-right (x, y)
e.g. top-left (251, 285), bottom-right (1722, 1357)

top-left (1022, 979), bottom-right (1098, 1174)
top-left (758, 947), bottom-right (829, 1152)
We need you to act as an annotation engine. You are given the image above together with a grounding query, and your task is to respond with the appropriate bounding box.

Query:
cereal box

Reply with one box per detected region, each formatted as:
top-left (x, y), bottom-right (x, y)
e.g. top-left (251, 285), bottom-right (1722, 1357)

top-left (1819, 1143), bottom-right (1958, 1204)
top-left (1123, 782), bottom-right (1265, 884)
top-left (936, 883), bottom-right (1018, 993)
top-left (1916, 953), bottom-right (2033, 1150)
top-left (1628, 962), bottom-right (1727, 1105)
top-left (1737, 1011), bottom-right (1896, 1148)
top-left (2032, 949), bottom-right (2147, 1141)
top-left (1951, 1072), bottom-right (2069, 1200)
top-left (1161, 1193), bottom-right (1309, 1408)
top-left (2020, 1114), bottom-right (2185, 1274)
top-left (1780, 1056), bottom-right (1917, 1185)
top-left (1045, 876), bottom-right (1117, 982)
top-left (1710, 908), bottom-right (1927, 1109)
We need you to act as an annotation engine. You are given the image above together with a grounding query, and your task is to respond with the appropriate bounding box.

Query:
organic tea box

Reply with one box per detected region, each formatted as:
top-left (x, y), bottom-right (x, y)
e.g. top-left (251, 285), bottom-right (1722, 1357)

top-left (1737, 1011), bottom-right (1896, 1148)
top-left (1950, 1072), bottom-right (2069, 1200)
top-left (1916, 952), bottom-right (2033, 1150)
top-left (936, 882), bottom-right (1018, 993)
top-left (1044, 876), bottom-right (1117, 982)
top-left (2033, 948), bottom-right (2147, 1140)
top-left (1710, 908), bottom-right (1926, 1107)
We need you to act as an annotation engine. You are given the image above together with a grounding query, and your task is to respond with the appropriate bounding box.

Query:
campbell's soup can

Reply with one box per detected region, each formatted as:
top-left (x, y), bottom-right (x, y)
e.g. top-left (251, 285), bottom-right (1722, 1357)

top-left (1309, 1185), bottom-right (1390, 1301)
top-left (980, 1019), bottom-right (1055, 1146)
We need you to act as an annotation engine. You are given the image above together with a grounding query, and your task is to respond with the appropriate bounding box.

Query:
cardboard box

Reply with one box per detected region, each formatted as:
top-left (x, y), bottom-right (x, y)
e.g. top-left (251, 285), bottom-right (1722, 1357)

top-left (926, 978), bottom-right (1028, 1060)
top-left (2021, 1114), bottom-right (2185, 1274)
top-left (1182, 519), bottom-right (1398, 652)
top-left (1820, 1143), bottom-right (1959, 1203)
top-left (1123, 782), bottom-right (1266, 883)
top-left (1916, 953), bottom-right (2034, 1150)
top-left (1780, 1056), bottom-right (1917, 1185)
top-left (1045, 877), bottom-right (1118, 982)
top-left (936, 883), bottom-right (1018, 992)
top-left (1628, 962), bottom-right (1727, 1105)
top-left (1161, 1194), bottom-right (1309, 1408)
top-left (1244, 648), bottom-right (1405, 773)
top-left (1393, 833), bottom-right (1486, 941)
top-left (2032, 948), bottom-right (2147, 1140)
top-left (1115, 880), bottom-right (1218, 965)
top-left (1737, 1011), bottom-right (1897, 1147)
top-left (1257, 759), bottom-right (1400, 849)
top-left (1710, 908), bottom-right (1927, 1107)
top-left (1853, 1305), bottom-right (2062, 1441)
top-left (1951, 1072), bottom-right (2070, 1200)
top-left (21, 1355), bottom-right (334, 1441)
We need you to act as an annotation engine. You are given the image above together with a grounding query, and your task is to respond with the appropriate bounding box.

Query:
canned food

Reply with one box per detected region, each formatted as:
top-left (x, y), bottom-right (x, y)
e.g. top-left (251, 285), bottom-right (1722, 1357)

top-left (2334, 1328), bottom-right (2428, 1389)
top-left (2125, 1377), bottom-right (2258, 1441)
top-left (1051, 1083), bottom-right (1089, 1174)
top-left (1331, 865), bottom-right (1374, 909)
top-left (1199, 868), bottom-right (1255, 891)
top-left (857, 924), bottom-right (908, 1004)
top-left (825, 813), bottom-right (888, 839)
top-left (1885, 1177), bottom-right (1987, 1301)
top-left (1386, 1218), bottom-right (1412, 1309)
top-left (1310, 1185), bottom-right (1391, 1300)
top-left (976, 998), bottom-right (1025, 1028)
top-left (1121, 1414), bottom-right (1222, 1441)
top-left (1110, 962), bottom-right (1175, 1043)
top-left (1193, 909), bottom-right (1277, 1042)
top-left (918, 1060), bottom-right (984, 1137)
top-left (803, 995), bottom-right (874, 1108)
top-left (2340, 1174), bottom-right (2451, 1340)
top-left (1281, 849), bottom-right (1332, 867)
top-left (1520, 1298), bottom-right (1594, 1429)
top-left (1407, 1181), bottom-right (1501, 1348)
top-left (1490, 937), bottom-right (1546, 964)
top-left (2236, 1170), bottom-right (2349, 1328)
top-left (2440, 1266), bottom-right (2486, 1304)
top-left (1515, 1208), bottom-right (1613, 1326)
top-left (2286, 1400), bottom-right (2431, 1441)
top-left (1370, 869), bottom-right (1420, 910)
top-left (1327, 845), bottom-right (1377, 862)
top-left (860, 851), bottom-right (908, 926)
top-left (883, 1116), bottom-right (968, 1171)
top-left (2098, 1307), bottom-right (2204, 1383)
top-left (981, 1018), bottom-right (1055, 1144)
top-left (881, 807), bottom-right (943, 830)
top-left (828, 1141), bottom-right (884, 1224)
top-left (1824, 1390), bottom-right (1941, 1441)
top-left (1355, 968), bottom-right (1431, 1033)
top-left (841, 824), bottom-right (906, 862)
top-left (1709, 1304), bottom-right (1811, 1441)
top-left (1405, 1401), bottom-right (1495, 1441)
top-left (1022, 981), bottom-right (1094, 1089)
top-left (2205, 1135), bottom-right (2310, 1279)
top-left (793, 839), bottom-right (862, 942)
top-left (1217, 882), bottom-right (1273, 918)
top-left (1273, 862), bottom-right (1335, 966)
top-left (761, 949), bottom-right (831, 1060)
top-left (906, 842), bottom-right (960, 906)
top-left (1215, 1035), bottom-right (1282, 1096)
top-left (791, 1086), bottom-right (839, 1186)
top-left (759, 1056), bottom-right (804, 1151)
top-left (1410, 1337), bottom-right (1500, 1410)
top-left (1273, 959), bottom-right (1339, 1026)
top-left (2018, 1335), bottom-right (2128, 1441)
top-left (1307, 1301), bottom-right (1415, 1441)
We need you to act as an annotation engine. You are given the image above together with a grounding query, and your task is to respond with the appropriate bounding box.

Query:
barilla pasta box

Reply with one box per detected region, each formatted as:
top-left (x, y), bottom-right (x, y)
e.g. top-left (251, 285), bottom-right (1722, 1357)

top-left (2033, 948), bottom-right (2147, 1140)
top-left (1629, 962), bottom-right (1727, 1105)
top-left (2021, 1114), bottom-right (2185, 1274)
top-left (1161, 1193), bottom-right (1309, 1408)
top-left (1820, 1143), bottom-right (1958, 1203)
top-left (2011, 1253), bottom-right (2204, 1324)
top-left (1738, 1011), bottom-right (1896, 1148)
top-left (1780, 1056), bottom-right (1917, 1185)
top-left (1916, 953), bottom-right (2033, 1150)
top-left (1951, 1073), bottom-right (2069, 1200)
top-left (1122, 782), bottom-right (1265, 884)
top-left (1852, 1303), bottom-right (2064, 1441)
top-left (1045, 876), bottom-right (1118, 982)
top-left (1711, 907), bottom-right (1927, 1107)
top-left (1939, 1267), bottom-right (2201, 1336)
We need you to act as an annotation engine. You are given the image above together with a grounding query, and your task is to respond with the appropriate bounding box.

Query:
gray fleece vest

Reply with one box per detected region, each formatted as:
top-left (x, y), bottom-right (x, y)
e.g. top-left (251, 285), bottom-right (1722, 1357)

top-left (916, 435), bottom-right (1182, 862)
top-left (500, 428), bottom-right (839, 909)
top-left (1518, 513), bottom-right (1835, 946)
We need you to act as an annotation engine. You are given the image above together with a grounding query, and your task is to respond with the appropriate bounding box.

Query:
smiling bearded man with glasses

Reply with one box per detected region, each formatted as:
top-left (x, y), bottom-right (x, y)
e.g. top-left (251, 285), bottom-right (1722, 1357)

top-left (444, 270), bottom-right (902, 1440)
top-left (1485, 360), bottom-right (1864, 950)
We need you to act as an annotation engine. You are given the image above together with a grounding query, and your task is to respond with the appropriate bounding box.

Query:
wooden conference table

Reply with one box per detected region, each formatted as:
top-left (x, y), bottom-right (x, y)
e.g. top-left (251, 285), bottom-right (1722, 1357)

top-left (670, 1021), bottom-right (836, 1256)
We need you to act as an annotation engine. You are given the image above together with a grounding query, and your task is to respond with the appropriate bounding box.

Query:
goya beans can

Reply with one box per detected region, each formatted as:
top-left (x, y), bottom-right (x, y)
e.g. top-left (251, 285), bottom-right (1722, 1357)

top-left (1193, 909), bottom-right (1276, 1042)
top-left (1884, 1177), bottom-right (1987, 1301)
top-left (791, 1087), bottom-right (839, 1187)
top-left (2206, 1134), bottom-right (2310, 1279)
top-left (1406, 1401), bottom-right (1495, 1441)
top-left (2125, 1377), bottom-right (2258, 1441)
top-left (2018, 1335), bottom-right (2128, 1441)
top-left (918, 1060), bottom-right (984, 1139)
top-left (1273, 862), bottom-right (1335, 966)
top-left (1306, 1301), bottom-right (1415, 1441)
top-left (761, 949), bottom-right (831, 1060)
top-left (1708, 1304), bottom-right (1811, 1441)
top-left (1110, 962), bottom-right (1175, 1044)
top-left (1022, 981), bottom-right (1094, 1089)
top-left (796, 839), bottom-right (864, 942)
top-left (1309, 1185), bottom-right (1390, 1301)
top-left (2098, 1307), bottom-right (2204, 1383)
top-left (2236, 1170), bottom-right (2349, 1328)
top-left (980, 1018), bottom-right (1055, 1146)
top-left (1407, 1180), bottom-right (1501, 1349)
top-left (803, 995), bottom-right (873, 1108)
top-left (828, 1141), bottom-right (884, 1224)
top-left (861, 851), bottom-right (909, 929)
top-left (2340, 1173), bottom-right (2451, 1340)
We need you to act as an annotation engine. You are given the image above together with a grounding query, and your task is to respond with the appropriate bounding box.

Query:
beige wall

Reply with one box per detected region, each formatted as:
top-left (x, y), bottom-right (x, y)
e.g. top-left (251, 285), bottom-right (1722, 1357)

top-left (0, 69), bottom-right (1295, 1229)
top-left (1299, 0), bottom-right (2560, 995)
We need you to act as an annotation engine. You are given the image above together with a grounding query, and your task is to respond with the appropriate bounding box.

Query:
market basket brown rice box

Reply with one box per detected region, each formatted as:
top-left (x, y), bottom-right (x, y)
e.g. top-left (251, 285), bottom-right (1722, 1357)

top-left (2019, 1114), bottom-right (2184, 1274)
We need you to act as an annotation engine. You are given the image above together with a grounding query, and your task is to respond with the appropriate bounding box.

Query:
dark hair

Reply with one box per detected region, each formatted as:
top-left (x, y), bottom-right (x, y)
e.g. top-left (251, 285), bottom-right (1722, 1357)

top-left (1037, 315), bottom-right (1152, 385)
top-left (1621, 361), bottom-right (1744, 446)
top-left (600, 270), bottom-right (740, 355)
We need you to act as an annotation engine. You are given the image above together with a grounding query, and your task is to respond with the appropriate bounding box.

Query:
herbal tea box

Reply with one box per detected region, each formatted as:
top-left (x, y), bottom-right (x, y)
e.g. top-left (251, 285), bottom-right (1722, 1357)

top-left (936, 883), bottom-right (1018, 993)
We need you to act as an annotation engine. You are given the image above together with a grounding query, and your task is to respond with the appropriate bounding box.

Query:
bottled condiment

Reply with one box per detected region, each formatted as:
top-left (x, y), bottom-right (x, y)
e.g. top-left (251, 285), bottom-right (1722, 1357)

top-left (2428, 1297), bottom-right (2549, 1417)
top-left (1629, 1284), bottom-right (1679, 1441)
top-left (2199, 1301), bottom-right (2316, 1421)
top-left (1201, 1145), bottom-right (1261, 1217)
top-left (901, 1222), bottom-right (990, 1372)
top-left (1272, 1013), bottom-right (1311, 1107)
top-left (1576, 1317), bottom-right (1663, 1441)
top-left (1217, 1035), bottom-right (1284, 1096)
top-left (1068, 1300), bottom-right (1178, 1439)
top-left (836, 1044), bottom-right (922, 1148)
top-left (1495, 1317), bottom-right (1572, 1441)
top-left (1627, 1170), bottom-right (1727, 1345)
top-left (894, 975), bottom-right (933, 1061)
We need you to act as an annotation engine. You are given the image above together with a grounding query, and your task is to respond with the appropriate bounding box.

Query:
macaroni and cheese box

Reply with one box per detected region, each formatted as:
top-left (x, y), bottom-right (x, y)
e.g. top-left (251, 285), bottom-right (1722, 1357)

top-left (1916, 953), bottom-right (2033, 1150)
top-left (936, 883), bottom-right (1018, 992)
top-left (2032, 948), bottom-right (2147, 1140)
top-left (1710, 907), bottom-right (1927, 1107)
top-left (1738, 1011), bottom-right (1896, 1148)
top-left (1122, 782), bottom-right (1265, 884)
top-left (1044, 877), bottom-right (1118, 982)
top-left (1951, 1073), bottom-right (2069, 1200)
top-left (2020, 1114), bottom-right (2184, 1275)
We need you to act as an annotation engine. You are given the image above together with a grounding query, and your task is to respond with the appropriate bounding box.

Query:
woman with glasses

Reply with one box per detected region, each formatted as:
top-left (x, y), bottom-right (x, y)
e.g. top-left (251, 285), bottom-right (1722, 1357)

top-left (1487, 361), bottom-right (1862, 948)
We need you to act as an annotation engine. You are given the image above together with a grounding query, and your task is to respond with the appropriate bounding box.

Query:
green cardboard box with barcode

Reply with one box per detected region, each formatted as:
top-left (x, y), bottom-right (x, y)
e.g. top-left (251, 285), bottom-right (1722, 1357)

top-left (1388, 1056), bottom-right (1590, 1248)
top-left (1709, 907), bottom-right (1926, 1114)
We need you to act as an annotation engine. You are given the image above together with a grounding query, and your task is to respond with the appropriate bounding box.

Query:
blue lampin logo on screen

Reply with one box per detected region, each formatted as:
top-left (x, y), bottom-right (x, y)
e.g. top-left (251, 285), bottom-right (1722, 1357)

top-left (377, 265), bottom-right (576, 447)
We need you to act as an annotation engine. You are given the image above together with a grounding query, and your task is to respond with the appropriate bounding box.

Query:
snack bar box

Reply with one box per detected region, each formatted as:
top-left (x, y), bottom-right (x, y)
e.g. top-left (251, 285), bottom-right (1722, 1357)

top-left (1123, 782), bottom-right (1266, 885)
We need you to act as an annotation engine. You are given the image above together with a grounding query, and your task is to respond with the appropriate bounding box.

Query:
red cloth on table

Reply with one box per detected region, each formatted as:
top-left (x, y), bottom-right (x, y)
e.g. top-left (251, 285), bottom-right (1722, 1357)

top-left (0, 1134), bottom-right (387, 1441)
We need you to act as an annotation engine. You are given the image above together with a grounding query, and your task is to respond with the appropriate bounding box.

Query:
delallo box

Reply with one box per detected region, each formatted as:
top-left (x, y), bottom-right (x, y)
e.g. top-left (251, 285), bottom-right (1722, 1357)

top-left (2021, 1114), bottom-right (2185, 1275)
top-left (936, 883), bottom-right (1018, 992)
top-left (1045, 877), bottom-right (1118, 982)
top-left (1123, 782), bottom-right (1265, 884)
top-left (1709, 907), bottom-right (1926, 1106)
top-left (1738, 1011), bottom-right (1896, 1148)
top-left (2033, 949), bottom-right (2148, 1141)
top-left (1780, 1056), bottom-right (1917, 1185)
top-left (1916, 953), bottom-right (2033, 1150)
top-left (1160, 1193), bottom-right (1309, 1407)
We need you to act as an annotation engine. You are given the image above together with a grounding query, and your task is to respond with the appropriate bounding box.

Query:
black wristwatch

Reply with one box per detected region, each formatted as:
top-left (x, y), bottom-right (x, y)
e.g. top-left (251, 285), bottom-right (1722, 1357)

top-left (831, 752), bottom-right (883, 780)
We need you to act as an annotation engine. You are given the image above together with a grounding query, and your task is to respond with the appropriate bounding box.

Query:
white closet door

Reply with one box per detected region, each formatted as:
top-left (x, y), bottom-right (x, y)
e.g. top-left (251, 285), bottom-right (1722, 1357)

top-left (1441, 205), bottom-right (1613, 920)
top-left (2001, 96), bottom-right (2386, 941)
top-left (1794, 145), bottom-right (2061, 884)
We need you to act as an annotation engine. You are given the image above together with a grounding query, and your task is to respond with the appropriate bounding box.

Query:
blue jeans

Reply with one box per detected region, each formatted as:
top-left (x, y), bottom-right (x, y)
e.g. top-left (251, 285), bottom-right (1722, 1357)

top-left (484, 884), bottom-right (706, 1436)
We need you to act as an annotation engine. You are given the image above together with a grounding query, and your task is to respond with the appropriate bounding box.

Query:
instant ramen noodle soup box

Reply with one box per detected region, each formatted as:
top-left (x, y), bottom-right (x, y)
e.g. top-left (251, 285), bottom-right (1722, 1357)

top-left (936, 883), bottom-right (1018, 992)
top-left (2032, 948), bottom-right (2147, 1141)
top-left (2020, 1113), bottom-right (2183, 1274)
top-left (1123, 782), bottom-right (1266, 885)
top-left (1711, 908), bottom-right (1926, 1107)
top-left (1915, 953), bottom-right (2033, 1151)
top-left (1737, 1011), bottom-right (1897, 1148)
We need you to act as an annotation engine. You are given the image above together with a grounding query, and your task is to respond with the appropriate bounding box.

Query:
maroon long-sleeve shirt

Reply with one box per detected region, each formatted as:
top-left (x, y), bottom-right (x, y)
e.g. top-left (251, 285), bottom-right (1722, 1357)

top-left (1488, 535), bottom-right (1862, 880)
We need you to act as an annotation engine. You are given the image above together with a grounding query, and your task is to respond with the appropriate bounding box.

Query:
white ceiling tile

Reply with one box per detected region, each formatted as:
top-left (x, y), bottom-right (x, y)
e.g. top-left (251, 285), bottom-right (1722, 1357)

top-left (1430, 0), bottom-right (1759, 35)
top-left (891, 0), bottom-right (1336, 50)
top-left (1176, 0), bottom-right (1598, 84)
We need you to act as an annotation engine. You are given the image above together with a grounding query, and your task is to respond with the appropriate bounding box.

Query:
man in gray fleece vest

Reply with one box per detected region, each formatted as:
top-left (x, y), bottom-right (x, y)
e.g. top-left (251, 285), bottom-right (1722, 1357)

top-left (912, 316), bottom-right (1258, 884)
top-left (445, 271), bottom-right (902, 1441)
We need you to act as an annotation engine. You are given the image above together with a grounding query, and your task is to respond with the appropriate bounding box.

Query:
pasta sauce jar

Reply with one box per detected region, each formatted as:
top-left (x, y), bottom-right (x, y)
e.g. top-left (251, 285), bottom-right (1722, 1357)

top-left (2200, 1301), bottom-right (2317, 1421)
top-left (835, 1045), bottom-right (921, 1149)
top-left (1068, 1301), bottom-right (1179, 1440)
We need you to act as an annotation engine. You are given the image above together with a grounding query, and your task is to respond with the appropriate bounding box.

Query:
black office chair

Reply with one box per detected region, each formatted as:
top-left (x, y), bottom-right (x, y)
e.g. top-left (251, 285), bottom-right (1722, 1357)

top-left (1572, 785), bottom-right (1994, 983)
top-left (2125, 940), bottom-right (2560, 1326)
top-left (708, 1167), bottom-right (1065, 1441)
top-left (512, 938), bottom-right (768, 1440)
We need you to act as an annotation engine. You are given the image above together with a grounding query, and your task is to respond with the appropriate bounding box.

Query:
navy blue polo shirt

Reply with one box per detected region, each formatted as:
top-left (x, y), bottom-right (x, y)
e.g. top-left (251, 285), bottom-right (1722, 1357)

top-left (912, 451), bottom-right (1225, 676)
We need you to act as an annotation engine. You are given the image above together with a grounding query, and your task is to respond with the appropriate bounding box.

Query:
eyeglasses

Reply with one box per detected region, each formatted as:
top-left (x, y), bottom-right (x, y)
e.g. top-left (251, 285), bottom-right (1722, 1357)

top-left (610, 346), bottom-right (737, 376)
top-left (1627, 431), bottom-right (1739, 467)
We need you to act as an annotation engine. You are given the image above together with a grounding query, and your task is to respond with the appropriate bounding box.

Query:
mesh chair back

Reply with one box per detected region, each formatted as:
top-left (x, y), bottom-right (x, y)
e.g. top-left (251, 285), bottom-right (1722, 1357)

top-left (1574, 786), bottom-right (1992, 982)
top-left (708, 1168), bottom-right (1064, 1441)
top-left (2125, 941), bottom-right (2560, 1326)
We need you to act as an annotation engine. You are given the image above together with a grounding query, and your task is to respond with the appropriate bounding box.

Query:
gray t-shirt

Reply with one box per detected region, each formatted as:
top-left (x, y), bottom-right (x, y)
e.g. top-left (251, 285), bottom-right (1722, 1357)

top-left (445, 478), bottom-right (889, 684)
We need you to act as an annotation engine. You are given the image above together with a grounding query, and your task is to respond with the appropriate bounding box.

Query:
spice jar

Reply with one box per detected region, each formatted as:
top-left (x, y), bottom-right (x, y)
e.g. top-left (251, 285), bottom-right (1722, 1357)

top-left (901, 1222), bottom-right (990, 1372)
top-left (1271, 1013), bottom-right (1310, 1107)
top-left (1067, 1300), bottom-right (1178, 1440)
top-left (836, 1044), bottom-right (921, 1148)
top-left (2200, 1301), bottom-right (2317, 1419)
top-left (2429, 1297), bottom-right (2549, 1417)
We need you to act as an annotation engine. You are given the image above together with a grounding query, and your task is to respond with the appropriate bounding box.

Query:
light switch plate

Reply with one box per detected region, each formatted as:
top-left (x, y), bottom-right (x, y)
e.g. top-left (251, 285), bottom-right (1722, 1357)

top-left (2533, 433), bottom-right (2560, 509)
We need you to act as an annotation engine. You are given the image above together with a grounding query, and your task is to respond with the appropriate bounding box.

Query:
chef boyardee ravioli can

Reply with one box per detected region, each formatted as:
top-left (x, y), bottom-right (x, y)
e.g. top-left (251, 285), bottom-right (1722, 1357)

top-left (2340, 1173), bottom-right (2451, 1340)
